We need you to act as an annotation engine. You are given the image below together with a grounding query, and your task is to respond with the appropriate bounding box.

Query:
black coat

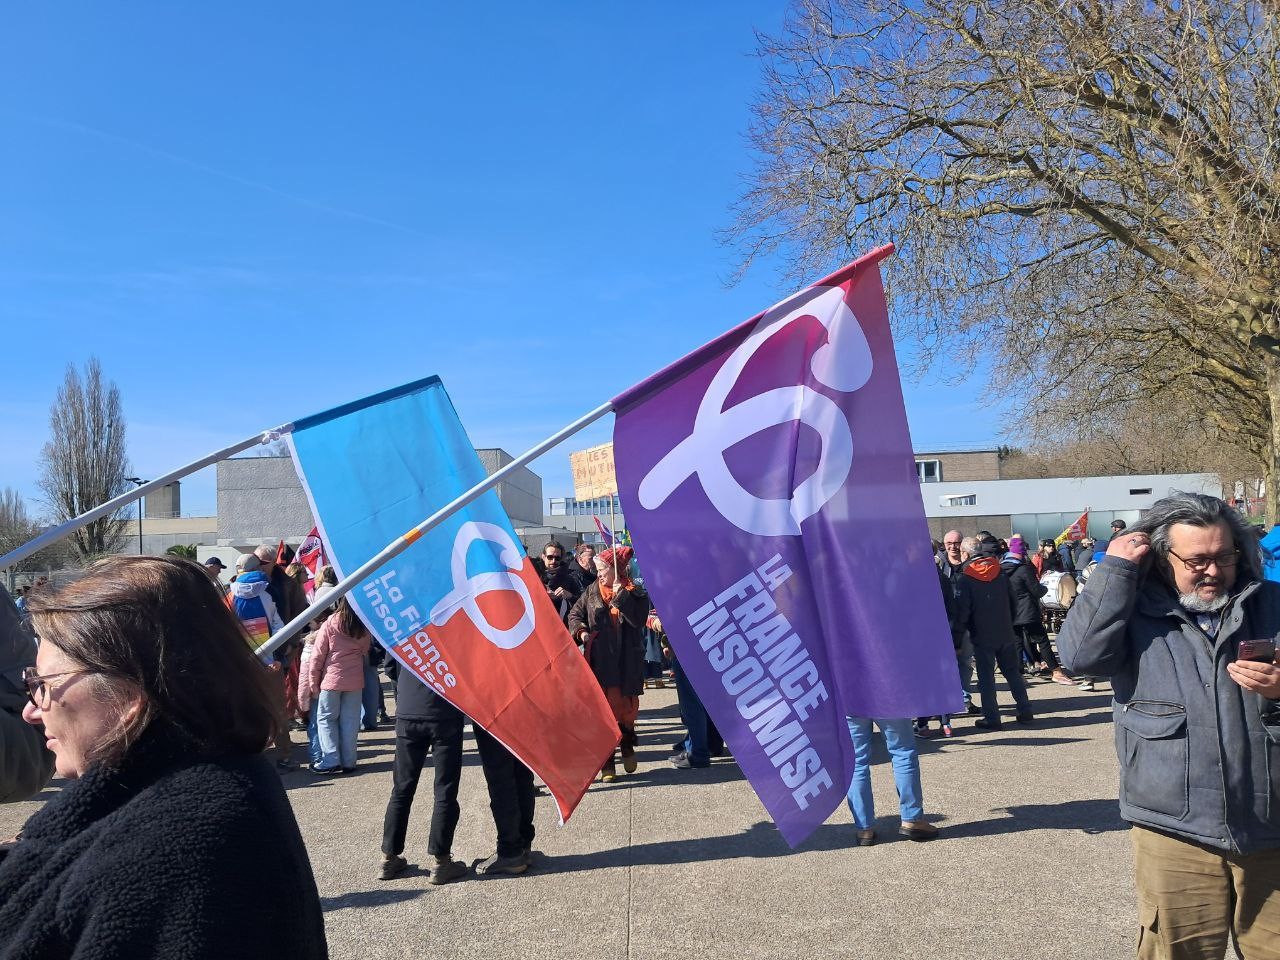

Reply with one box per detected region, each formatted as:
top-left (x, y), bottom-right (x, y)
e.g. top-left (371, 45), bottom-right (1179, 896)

top-left (0, 728), bottom-right (327, 960)
top-left (567, 582), bottom-right (648, 697)
top-left (541, 563), bottom-right (583, 623)
top-left (958, 556), bottom-right (1019, 649)
top-left (1001, 557), bottom-right (1048, 626)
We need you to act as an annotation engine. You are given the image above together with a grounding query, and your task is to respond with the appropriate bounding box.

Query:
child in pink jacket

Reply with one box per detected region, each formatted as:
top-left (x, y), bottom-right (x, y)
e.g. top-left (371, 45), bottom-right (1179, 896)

top-left (306, 599), bottom-right (371, 773)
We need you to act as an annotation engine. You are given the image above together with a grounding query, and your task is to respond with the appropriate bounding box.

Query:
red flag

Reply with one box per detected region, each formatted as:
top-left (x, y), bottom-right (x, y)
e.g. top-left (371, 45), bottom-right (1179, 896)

top-left (1055, 510), bottom-right (1089, 546)
top-left (294, 527), bottom-right (327, 580)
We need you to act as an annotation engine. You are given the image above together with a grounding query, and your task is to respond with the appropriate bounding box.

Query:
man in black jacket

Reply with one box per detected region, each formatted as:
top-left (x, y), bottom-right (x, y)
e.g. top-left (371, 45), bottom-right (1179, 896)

top-left (379, 660), bottom-right (469, 884)
top-left (1001, 543), bottom-right (1074, 685)
top-left (959, 537), bottom-right (1035, 729)
top-left (539, 540), bottom-right (582, 624)
top-left (379, 661), bottom-right (535, 882)
top-left (939, 529), bottom-right (979, 715)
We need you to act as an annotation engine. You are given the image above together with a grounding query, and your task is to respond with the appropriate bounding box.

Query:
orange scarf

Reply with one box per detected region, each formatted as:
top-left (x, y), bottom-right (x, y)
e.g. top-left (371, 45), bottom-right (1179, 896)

top-left (598, 581), bottom-right (631, 623)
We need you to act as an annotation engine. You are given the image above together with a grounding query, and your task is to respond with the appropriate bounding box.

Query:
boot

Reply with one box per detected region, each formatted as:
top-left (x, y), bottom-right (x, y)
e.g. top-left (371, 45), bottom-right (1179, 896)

top-left (620, 724), bottom-right (638, 773)
top-left (600, 754), bottom-right (617, 782)
top-left (429, 854), bottom-right (467, 885)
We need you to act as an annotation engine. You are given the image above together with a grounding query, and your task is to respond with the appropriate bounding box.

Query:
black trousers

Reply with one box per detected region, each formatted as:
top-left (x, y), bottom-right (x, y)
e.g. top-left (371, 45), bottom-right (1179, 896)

top-left (474, 726), bottom-right (536, 857)
top-left (381, 714), bottom-right (464, 859)
top-left (1016, 622), bottom-right (1060, 671)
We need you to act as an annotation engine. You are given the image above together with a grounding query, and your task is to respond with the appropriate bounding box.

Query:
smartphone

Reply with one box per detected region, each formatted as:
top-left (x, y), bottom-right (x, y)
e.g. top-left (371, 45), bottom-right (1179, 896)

top-left (1237, 639), bottom-right (1277, 663)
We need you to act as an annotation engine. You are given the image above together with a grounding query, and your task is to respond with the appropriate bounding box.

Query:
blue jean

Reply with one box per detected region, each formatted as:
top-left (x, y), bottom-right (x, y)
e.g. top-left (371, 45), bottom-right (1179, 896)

top-left (845, 716), bottom-right (924, 829)
top-left (360, 659), bottom-right (384, 728)
top-left (974, 641), bottom-right (1033, 725)
top-left (316, 689), bottom-right (362, 770)
top-left (672, 658), bottom-right (711, 766)
top-left (307, 704), bottom-right (322, 767)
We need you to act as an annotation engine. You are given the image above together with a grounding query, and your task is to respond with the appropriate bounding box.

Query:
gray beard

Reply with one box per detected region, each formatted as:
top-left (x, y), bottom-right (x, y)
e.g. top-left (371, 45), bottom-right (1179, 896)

top-left (1179, 591), bottom-right (1230, 613)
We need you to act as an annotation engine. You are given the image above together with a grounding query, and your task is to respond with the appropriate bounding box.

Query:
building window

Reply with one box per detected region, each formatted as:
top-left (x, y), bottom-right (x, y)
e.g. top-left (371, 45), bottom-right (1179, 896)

top-left (1129, 488), bottom-right (1152, 496)
top-left (941, 494), bottom-right (976, 507)
top-left (916, 459), bottom-right (941, 483)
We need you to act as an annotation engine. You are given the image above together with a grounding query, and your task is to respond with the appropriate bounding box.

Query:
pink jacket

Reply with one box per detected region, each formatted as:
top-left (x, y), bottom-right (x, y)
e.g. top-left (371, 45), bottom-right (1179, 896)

top-left (306, 616), bottom-right (370, 693)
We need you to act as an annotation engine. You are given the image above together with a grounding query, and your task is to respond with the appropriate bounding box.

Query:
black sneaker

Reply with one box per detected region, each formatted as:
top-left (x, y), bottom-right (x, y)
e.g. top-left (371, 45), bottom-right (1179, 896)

top-left (669, 752), bottom-right (709, 770)
top-left (1015, 713), bottom-right (1035, 725)
top-left (379, 855), bottom-right (407, 881)
top-left (429, 857), bottom-right (467, 885)
top-left (965, 701), bottom-right (983, 716)
top-left (476, 853), bottom-right (528, 876)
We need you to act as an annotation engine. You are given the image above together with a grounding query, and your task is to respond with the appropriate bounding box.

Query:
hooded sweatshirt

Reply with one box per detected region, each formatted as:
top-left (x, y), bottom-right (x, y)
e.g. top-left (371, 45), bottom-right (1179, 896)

top-left (230, 571), bottom-right (284, 654)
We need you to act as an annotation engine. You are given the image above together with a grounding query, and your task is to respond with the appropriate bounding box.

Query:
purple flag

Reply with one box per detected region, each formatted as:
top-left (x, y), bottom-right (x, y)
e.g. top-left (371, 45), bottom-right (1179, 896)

top-left (612, 245), bottom-right (961, 845)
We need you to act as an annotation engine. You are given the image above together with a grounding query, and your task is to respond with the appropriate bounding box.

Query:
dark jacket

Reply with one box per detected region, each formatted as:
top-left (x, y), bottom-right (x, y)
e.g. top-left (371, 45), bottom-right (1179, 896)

top-left (567, 559), bottom-right (598, 594)
top-left (0, 727), bottom-right (327, 959)
top-left (1057, 542), bottom-right (1078, 574)
top-left (1058, 556), bottom-right (1280, 854)
top-left (0, 588), bottom-right (53, 802)
top-left (568, 582), bottom-right (648, 696)
top-left (542, 563), bottom-right (583, 623)
top-left (959, 556), bottom-right (1019, 649)
top-left (939, 568), bottom-right (968, 649)
top-left (268, 565), bottom-right (307, 625)
top-left (1001, 556), bottom-right (1048, 627)
top-left (385, 658), bottom-right (464, 725)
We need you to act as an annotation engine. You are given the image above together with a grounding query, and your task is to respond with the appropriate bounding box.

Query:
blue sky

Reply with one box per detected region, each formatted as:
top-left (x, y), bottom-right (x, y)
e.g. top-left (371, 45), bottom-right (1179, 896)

top-left (0, 3), bottom-right (1001, 519)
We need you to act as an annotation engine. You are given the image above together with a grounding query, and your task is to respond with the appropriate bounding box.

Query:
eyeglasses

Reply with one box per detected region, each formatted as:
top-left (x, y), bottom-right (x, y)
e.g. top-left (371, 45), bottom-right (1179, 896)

top-left (543, 554), bottom-right (563, 563)
top-left (21, 667), bottom-right (91, 709)
top-left (943, 541), bottom-right (961, 548)
top-left (1166, 549), bottom-right (1240, 573)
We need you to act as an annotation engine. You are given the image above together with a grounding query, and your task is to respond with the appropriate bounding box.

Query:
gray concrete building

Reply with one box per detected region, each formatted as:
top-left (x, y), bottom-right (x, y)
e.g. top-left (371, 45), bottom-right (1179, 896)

top-left (207, 451), bottom-right (574, 563)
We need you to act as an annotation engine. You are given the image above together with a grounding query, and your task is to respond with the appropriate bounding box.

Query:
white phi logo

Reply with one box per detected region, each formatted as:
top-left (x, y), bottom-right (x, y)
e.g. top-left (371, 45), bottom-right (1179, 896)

top-left (428, 521), bottom-right (535, 650)
top-left (638, 285), bottom-right (873, 537)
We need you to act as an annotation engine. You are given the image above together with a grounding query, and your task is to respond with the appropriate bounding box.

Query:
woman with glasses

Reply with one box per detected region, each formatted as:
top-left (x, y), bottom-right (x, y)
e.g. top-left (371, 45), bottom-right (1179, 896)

top-left (0, 556), bottom-right (327, 959)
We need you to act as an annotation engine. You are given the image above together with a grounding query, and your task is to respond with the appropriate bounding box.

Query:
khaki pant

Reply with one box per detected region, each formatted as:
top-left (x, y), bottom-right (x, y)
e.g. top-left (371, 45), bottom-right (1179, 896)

top-left (1133, 826), bottom-right (1280, 959)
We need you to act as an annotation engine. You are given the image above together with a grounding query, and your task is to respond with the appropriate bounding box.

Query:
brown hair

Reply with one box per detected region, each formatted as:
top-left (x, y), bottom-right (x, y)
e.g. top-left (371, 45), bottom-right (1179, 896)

top-left (333, 596), bottom-right (370, 640)
top-left (28, 555), bottom-right (282, 766)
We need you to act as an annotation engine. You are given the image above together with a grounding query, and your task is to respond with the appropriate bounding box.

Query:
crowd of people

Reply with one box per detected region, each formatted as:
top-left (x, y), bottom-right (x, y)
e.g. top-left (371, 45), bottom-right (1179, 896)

top-left (4, 492), bottom-right (1280, 958)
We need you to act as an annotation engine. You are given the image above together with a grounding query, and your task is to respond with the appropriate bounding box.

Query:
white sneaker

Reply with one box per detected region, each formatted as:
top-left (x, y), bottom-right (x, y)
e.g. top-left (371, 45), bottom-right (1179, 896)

top-left (1077, 680), bottom-right (1095, 691)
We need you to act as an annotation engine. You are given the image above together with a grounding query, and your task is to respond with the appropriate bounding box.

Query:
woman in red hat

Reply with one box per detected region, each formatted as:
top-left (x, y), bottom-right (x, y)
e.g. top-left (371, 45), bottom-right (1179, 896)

top-left (567, 545), bottom-right (648, 782)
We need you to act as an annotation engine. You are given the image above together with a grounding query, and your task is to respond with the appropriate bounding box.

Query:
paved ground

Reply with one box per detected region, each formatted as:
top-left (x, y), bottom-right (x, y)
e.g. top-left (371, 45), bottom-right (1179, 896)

top-left (0, 676), bottom-right (1139, 959)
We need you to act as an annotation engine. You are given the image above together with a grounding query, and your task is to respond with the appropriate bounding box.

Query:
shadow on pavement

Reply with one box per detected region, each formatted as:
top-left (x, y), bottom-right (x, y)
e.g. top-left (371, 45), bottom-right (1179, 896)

top-left (321, 888), bottom-right (426, 912)
top-left (542, 798), bottom-right (1126, 872)
top-left (937, 798), bottom-right (1126, 838)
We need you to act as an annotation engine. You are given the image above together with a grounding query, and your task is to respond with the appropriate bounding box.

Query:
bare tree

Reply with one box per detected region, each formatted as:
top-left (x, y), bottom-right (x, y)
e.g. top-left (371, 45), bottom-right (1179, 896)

top-left (37, 358), bottom-right (132, 560)
top-left (0, 487), bottom-right (74, 583)
top-left (733, 0), bottom-right (1280, 515)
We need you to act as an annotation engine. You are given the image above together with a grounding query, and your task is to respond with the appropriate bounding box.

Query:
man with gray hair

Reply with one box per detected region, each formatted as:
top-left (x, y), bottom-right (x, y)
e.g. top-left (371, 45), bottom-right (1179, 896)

top-left (1058, 491), bottom-right (1280, 958)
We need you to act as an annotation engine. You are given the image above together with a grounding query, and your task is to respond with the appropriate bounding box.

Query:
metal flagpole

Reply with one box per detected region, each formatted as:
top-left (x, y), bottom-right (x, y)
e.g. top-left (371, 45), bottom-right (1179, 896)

top-left (0, 426), bottom-right (293, 571)
top-left (255, 401), bottom-right (616, 660)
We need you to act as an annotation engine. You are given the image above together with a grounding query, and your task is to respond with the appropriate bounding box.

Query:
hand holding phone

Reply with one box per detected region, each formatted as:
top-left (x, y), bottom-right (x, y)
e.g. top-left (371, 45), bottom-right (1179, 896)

top-left (1237, 639), bottom-right (1277, 663)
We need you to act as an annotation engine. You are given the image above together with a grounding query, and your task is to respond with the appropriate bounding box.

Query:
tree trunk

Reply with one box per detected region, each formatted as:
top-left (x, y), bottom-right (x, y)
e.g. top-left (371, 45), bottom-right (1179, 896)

top-left (1265, 353), bottom-right (1280, 527)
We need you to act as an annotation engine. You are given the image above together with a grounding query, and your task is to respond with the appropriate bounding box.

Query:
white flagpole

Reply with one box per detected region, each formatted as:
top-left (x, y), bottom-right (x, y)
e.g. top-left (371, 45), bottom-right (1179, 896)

top-left (255, 401), bottom-right (615, 660)
top-left (0, 426), bottom-right (292, 570)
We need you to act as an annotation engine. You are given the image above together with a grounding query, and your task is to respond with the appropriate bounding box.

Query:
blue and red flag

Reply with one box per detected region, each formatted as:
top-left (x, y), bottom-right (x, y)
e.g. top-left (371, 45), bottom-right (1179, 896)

top-left (611, 245), bottom-right (961, 845)
top-left (285, 377), bottom-right (618, 821)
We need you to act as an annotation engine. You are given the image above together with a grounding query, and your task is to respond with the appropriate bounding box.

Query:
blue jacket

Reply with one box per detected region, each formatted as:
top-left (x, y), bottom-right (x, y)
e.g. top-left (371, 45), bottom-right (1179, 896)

top-left (1058, 556), bottom-right (1280, 853)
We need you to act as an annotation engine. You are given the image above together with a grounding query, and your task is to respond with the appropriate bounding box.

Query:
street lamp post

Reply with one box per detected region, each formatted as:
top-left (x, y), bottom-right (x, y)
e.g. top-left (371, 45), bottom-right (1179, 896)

top-left (125, 477), bottom-right (148, 555)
